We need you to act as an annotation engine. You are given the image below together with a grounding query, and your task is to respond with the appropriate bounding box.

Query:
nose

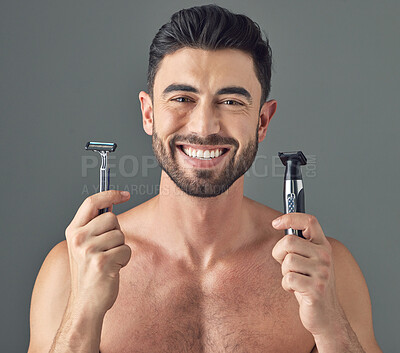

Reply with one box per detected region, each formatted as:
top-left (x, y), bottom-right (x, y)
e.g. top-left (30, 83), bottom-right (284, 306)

top-left (186, 100), bottom-right (220, 136)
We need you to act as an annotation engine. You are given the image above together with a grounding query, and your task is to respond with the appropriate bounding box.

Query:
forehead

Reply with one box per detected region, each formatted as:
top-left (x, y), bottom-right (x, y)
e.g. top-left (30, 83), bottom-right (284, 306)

top-left (153, 48), bottom-right (261, 100)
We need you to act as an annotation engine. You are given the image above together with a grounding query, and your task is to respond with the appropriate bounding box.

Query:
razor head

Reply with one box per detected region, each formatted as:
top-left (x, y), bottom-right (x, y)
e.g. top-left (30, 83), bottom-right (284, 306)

top-left (278, 151), bottom-right (307, 166)
top-left (85, 141), bottom-right (117, 152)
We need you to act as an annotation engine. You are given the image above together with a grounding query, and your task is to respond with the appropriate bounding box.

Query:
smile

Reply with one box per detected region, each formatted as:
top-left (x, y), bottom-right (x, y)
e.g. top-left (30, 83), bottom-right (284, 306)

top-left (177, 145), bottom-right (230, 168)
top-left (178, 145), bottom-right (229, 160)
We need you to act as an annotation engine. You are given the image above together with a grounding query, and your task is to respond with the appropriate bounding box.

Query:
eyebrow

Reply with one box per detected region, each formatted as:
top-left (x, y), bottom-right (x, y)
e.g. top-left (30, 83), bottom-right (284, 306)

top-left (216, 86), bottom-right (253, 104)
top-left (162, 84), bottom-right (199, 96)
top-left (162, 84), bottom-right (253, 104)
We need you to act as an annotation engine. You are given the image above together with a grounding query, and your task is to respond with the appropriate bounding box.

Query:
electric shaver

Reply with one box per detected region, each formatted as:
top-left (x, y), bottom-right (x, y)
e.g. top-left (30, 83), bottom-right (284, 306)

top-left (85, 141), bottom-right (117, 214)
top-left (278, 151), bottom-right (307, 238)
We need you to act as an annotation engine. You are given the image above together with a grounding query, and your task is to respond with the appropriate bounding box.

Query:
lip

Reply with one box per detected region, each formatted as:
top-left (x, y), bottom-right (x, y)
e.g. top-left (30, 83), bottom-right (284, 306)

top-left (176, 144), bottom-right (230, 168)
top-left (178, 143), bottom-right (231, 152)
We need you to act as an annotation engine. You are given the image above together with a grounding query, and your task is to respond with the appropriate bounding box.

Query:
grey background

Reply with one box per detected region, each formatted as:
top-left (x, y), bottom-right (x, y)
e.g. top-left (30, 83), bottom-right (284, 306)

top-left (1, 0), bottom-right (398, 351)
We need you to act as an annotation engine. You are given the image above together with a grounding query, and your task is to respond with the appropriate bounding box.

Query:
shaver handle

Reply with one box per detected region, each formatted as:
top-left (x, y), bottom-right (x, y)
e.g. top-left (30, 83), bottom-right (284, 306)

top-left (295, 189), bottom-right (305, 238)
top-left (99, 165), bottom-right (110, 214)
top-left (284, 181), bottom-right (305, 238)
top-left (297, 188), bottom-right (305, 213)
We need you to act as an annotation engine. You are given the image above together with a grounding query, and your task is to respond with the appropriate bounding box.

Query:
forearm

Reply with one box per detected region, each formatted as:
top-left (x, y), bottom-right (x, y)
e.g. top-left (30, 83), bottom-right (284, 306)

top-left (313, 313), bottom-right (365, 353)
top-left (49, 304), bottom-right (104, 353)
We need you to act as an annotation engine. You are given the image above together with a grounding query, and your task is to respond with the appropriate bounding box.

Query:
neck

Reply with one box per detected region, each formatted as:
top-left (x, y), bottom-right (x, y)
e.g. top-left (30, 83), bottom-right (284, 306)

top-left (154, 171), bottom-right (249, 269)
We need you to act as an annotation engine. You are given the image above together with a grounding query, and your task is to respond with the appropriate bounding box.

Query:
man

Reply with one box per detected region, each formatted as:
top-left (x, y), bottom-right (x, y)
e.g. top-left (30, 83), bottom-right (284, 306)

top-left (28, 5), bottom-right (382, 353)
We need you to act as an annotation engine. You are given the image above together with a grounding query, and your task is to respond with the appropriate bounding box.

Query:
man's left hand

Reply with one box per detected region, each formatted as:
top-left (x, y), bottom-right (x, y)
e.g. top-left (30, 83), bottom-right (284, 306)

top-left (271, 213), bottom-right (344, 337)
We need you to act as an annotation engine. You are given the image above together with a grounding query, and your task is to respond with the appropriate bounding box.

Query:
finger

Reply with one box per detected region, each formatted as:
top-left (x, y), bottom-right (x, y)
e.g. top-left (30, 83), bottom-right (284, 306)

top-left (272, 213), bottom-right (325, 245)
top-left (272, 234), bottom-right (316, 264)
top-left (89, 229), bottom-right (125, 252)
top-left (71, 190), bottom-right (130, 228)
top-left (281, 253), bottom-right (313, 277)
top-left (282, 272), bottom-right (313, 294)
top-left (84, 211), bottom-right (120, 237)
top-left (105, 244), bottom-right (132, 268)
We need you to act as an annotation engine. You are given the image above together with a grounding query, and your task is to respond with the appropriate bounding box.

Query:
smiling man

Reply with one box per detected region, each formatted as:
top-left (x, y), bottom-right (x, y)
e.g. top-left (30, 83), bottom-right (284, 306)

top-left (28, 5), bottom-right (382, 353)
top-left (149, 49), bottom-right (263, 199)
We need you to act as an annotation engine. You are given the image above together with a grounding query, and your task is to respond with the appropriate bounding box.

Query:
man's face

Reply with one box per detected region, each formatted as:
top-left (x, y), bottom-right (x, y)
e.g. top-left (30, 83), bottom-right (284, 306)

top-left (144, 48), bottom-right (272, 197)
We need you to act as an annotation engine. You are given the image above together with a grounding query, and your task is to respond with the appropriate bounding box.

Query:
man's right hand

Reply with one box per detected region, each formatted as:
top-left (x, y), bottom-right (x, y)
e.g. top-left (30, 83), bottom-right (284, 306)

top-left (65, 190), bottom-right (132, 316)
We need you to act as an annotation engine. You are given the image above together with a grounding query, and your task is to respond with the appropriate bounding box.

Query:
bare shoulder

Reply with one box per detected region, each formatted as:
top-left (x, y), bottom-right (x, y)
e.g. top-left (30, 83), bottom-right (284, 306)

top-left (244, 196), bottom-right (283, 221)
top-left (117, 196), bottom-right (157, 240)
top-left (243, 197), bottom-right (283, 239)
top-left (326, 237), bottom-right (370, 312)
top-left (326, 237), bottom-right (382, 352)
top-left (326, 237), bottom-right (365, 287)
top-left (28, 240), bottom-right (71, 353)
top-left (30, 240), bottom-right (70, 302)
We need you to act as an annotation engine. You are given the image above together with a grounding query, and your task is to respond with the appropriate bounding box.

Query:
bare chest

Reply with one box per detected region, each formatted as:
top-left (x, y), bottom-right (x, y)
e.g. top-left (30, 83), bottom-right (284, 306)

top-left (100, 252), bottom-right (315, 353)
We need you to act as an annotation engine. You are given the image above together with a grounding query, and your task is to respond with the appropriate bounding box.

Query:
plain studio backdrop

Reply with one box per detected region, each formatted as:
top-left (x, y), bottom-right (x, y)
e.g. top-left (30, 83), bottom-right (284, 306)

top-left (0, 0), bottom-right (398, 351)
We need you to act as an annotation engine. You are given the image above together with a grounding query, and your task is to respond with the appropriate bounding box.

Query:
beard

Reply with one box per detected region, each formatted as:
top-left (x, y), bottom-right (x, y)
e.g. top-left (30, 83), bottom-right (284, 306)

top-left (152, 121), bottom-right (259, 198)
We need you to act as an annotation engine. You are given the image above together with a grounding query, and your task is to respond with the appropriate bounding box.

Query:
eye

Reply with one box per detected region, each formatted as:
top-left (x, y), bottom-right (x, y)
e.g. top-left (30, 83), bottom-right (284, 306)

top-left (222, 100), bottom-right (243, 106)
top-left (171, 97), bottom-right (193, 103)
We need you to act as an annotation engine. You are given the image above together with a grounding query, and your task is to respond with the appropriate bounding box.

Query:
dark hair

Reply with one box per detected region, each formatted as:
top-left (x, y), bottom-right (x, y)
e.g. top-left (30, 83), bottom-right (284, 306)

top-left (147, 4), bottom-right (272, 105)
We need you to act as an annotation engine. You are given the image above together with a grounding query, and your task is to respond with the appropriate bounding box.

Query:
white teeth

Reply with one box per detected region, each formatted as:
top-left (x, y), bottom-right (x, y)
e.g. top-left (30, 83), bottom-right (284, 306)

top-left (181, 146), bottom-right (225, 160)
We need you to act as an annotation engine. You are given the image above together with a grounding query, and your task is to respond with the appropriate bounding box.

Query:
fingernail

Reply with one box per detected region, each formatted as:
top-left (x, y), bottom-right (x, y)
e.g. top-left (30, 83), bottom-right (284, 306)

top-left (120, 191), bottom-right (130, 197)
top-left (272, 218), bottom-right (281, 227)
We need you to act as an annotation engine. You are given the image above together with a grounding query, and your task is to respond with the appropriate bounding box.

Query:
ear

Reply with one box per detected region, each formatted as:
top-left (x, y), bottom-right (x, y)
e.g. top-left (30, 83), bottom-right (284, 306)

top-left (139, 91), bottom-right (153, 135)
top-left (257, 99), bottom-right (277, 143)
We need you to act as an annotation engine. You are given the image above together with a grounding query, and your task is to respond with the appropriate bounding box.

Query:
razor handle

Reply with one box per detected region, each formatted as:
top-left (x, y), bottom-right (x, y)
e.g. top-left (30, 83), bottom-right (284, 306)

top-left (99, 152), bottom-right (110, 214)
top-left (284, 179), bottom-right (305, 238)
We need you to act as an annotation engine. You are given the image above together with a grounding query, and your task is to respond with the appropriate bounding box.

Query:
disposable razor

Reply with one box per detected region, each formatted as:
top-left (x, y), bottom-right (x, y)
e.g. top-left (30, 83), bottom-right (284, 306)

top-left (278, 151), bottom-right (307, 238)
top-left (85, 141), bottom-right (117, 214)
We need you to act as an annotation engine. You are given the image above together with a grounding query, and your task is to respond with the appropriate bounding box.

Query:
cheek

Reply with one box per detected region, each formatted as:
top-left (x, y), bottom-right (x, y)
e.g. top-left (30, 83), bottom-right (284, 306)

top-left (230, 123), bottom-right (258, 154)
top-left (221, 116), bottom-right (257, 141)
top-left (219, 107), bottom-right (258, 129)
top-left (154, 105), bottom-right (188, 135)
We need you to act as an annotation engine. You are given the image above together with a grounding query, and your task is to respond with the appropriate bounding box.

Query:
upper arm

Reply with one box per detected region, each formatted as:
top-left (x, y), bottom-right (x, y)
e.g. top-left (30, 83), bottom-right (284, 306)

top-left (328, 237), bottom-right (382, 353)
top-left (28, 240), bottom-right (71, 353)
